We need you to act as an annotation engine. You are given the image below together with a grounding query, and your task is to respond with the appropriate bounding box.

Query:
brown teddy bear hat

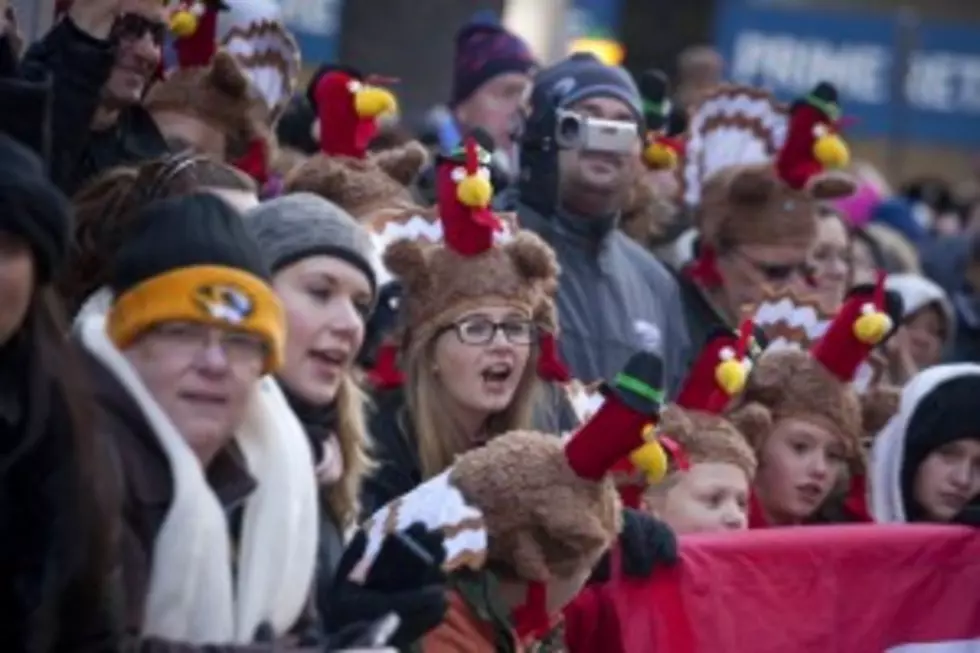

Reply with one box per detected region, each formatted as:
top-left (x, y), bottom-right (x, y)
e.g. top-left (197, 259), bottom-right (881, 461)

top-left (144, 50), bottom-right (266, 156)
top-left (284, 142), bottom-right (429, 222)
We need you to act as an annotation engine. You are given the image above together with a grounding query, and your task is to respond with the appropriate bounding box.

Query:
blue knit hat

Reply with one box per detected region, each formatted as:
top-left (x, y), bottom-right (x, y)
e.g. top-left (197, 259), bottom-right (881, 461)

top-left (450, 20), bottom-right (536, 107)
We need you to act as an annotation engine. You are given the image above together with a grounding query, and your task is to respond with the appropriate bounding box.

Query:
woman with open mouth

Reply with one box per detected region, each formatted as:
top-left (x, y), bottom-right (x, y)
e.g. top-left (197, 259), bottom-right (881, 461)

top-left (361, 138), bottom-right (560, 516)
top-left (243, 192), bottom-right (375, 589)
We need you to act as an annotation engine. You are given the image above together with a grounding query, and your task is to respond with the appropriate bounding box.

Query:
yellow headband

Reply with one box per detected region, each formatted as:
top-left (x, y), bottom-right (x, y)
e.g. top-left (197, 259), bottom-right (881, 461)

top-left (107, 265), bottom-right (285, 373)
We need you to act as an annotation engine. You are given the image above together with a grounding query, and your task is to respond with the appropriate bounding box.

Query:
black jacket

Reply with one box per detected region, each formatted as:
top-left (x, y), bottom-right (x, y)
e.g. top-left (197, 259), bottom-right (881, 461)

top-left (675, 268), bottom-right (731, 357)
top-left (0, 335), bottom-right (122, 652)
top-left (21, 18), bottom-right (168, 194)
top-left (361, 384), bottom-right (578, 517)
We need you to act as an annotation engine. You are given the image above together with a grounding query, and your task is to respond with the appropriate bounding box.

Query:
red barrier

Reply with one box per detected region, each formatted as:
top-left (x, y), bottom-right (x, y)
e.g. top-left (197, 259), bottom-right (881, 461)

top-left (566, 525), bottom-right (980, 653)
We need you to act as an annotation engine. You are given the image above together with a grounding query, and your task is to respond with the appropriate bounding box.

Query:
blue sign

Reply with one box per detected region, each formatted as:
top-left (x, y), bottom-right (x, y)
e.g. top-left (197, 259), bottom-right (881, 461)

top-left (715, 2), bottom-right (980, 148)
top-left (277, 0), bottom-right (345, 64)
top-left (568, 0), bottom-right (623, 38)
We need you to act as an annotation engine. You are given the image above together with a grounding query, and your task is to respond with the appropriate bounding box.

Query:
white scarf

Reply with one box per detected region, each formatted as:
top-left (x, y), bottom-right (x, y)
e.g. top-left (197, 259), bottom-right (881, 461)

top-left (77, 311), bottom-right (319, 643)
top-left (869, 363), bottom-right (980, 523)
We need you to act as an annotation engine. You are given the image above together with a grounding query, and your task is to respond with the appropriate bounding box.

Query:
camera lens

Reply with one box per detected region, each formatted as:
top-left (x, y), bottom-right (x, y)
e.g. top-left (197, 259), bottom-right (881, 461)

top-left (558, 114), bottom-right (580, 141)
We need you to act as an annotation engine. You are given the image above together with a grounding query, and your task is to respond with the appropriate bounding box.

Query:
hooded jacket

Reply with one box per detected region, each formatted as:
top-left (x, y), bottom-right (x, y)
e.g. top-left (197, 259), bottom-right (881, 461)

top-left (870, 363), bottom-right (980, 525)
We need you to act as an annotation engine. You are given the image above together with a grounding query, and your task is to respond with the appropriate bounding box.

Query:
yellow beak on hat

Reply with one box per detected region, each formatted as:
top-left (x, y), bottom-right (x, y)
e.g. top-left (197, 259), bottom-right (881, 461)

top-left (715, 359), bottom-right (748, 396)
top-left (813, 132), bottom-right (850, 169)
top-left (456, 174), bottom-right (494, 209)
top-left (853, 309), bottom-right (893, 345)
top-left (354, 86), bottom-right (398, 120)
top-left (169, 9), bottom-right (198, 37)
top-left (629, 425), bottom-right (669, 484)
top-left (643, 141), bottom-right (678, 171)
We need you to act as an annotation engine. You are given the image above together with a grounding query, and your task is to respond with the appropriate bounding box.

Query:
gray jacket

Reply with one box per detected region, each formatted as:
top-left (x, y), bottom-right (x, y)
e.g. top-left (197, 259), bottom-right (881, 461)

top-left (517, 201), bottom-right (691, 395)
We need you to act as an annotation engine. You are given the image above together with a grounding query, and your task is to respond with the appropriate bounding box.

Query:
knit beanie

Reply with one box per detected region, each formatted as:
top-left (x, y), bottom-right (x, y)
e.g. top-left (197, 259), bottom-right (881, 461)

top-left (107, 193), bottom-right (285, 372)
top-left (243, 192), bottom-right (378, 302)
top-left (531, 52), bottom-right (644, 124)
top-left (450, 20), bottom-right (536, 107)
top-left (0, 134), bottom-right (72, 282)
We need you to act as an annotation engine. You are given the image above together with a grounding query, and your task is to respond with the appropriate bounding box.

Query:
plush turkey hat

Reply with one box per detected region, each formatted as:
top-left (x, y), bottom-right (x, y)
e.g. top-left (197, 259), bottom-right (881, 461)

top-left (356, 351), bottom-right (667, 582)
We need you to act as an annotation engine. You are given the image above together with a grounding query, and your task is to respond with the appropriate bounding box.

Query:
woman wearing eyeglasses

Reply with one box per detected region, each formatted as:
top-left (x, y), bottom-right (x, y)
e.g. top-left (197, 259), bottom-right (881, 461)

top-left (360, 201), bottom-right (559, 517)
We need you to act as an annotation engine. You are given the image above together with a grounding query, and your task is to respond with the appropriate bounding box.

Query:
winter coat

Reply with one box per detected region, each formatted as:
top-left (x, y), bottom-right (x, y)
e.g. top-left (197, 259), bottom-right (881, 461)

top-left (515, 201), bottom-right (691, 394)
top-left (0, 35), bottom-right (54, 163)
top-left (21, 18), bottom-right (168, 194)
top-left (77, 321), bottom-right (322, 652)
top-left (0, 333), bottom-right (122, 653)
top-left (674, 268), bottom-right (730, 359)
top-left (420, 570), bottom-right (559, 653)
top-left (361, 384), bottom-right (578, 517)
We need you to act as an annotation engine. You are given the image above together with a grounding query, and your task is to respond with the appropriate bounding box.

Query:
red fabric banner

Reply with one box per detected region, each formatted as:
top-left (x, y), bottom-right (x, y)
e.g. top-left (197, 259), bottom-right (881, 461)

top-left (566, 525), bottom-right (980, 653)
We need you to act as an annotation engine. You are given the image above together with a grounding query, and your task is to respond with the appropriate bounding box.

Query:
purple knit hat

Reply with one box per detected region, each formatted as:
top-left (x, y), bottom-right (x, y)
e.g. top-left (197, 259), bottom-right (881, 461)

top-left (450, 21), bottom-right (536, 107)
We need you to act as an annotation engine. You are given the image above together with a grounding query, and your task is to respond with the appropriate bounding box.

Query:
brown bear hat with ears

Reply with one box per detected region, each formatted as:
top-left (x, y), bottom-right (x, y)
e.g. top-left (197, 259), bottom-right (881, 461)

top-left (384, 229), bottom-right (558, 356)
top-left (697, 161), bottom-right (856, 256)
top-left (284, 141), bottom-right (429, 223)
top-left (144, 50), bottom-right (266, 155)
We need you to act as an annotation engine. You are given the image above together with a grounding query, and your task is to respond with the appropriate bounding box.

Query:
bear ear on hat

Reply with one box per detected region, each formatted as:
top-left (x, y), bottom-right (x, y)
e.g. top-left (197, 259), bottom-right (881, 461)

top-left (807, 171), bottom-right (857, 201)
top-left (383, 239), bottom-right (433, 295)
top-left (725, 401), bottom-right (773, 449)
top-left (374, 141), bottom-right (430, 186)
top-left (208, 50), bottom-right (252, 99)
top-left (726, 166), bottom-right (777, 204)
top-left (505, 231), bottom-right (559, 285)
top-left (285, 155), bottom-right (350, 198)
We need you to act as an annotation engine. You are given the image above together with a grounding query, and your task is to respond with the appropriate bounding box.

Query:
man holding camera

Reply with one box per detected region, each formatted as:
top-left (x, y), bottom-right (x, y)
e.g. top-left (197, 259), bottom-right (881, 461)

top-left (515, 52), bottom-right (691, 392)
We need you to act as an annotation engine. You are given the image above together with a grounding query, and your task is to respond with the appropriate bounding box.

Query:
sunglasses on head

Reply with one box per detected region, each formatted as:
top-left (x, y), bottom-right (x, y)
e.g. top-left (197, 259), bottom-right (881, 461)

top-left (112, 13), bottom-right (167, 46)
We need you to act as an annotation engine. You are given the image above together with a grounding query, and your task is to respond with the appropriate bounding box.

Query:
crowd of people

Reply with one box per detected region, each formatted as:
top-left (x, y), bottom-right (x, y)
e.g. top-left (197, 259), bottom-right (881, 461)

top-left (2, 0), bottom-right (979, 651)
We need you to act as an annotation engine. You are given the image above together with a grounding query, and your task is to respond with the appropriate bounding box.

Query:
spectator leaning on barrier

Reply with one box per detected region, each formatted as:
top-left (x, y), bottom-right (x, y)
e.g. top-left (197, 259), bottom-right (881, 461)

top-left (514, 52), bottom-right (691, 392)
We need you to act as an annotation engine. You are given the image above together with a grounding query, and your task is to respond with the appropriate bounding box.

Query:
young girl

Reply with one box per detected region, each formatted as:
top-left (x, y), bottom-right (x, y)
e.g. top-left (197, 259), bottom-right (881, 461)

top-left (243, 193), bottom-right (374, 583)
top-left (728, 276), bottom-right (899, 527)
top-left (870, 363), bottom-right (980, 525)
top-left (362, 139), bottom-right (558, 514)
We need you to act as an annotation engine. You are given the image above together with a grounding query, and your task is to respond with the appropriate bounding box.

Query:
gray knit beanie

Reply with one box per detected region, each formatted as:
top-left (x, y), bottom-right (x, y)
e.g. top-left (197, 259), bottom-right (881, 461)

top-left (243, 192), bottom-right (378, 300)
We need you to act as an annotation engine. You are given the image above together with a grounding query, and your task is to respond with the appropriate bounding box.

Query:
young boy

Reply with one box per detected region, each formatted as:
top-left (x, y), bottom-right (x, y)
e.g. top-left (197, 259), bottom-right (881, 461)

top-left (642, 406), bottom-right (756, 533)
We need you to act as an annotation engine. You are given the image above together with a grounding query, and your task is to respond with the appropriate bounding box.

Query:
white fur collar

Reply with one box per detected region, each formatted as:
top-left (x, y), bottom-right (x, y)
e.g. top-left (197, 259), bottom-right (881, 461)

top-left (77, 312), bottom-right (318, 643)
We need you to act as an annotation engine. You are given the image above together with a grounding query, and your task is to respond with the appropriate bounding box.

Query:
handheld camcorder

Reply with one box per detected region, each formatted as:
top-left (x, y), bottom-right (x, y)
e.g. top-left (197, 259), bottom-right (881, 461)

top-left (554, 109), bottom-right (639, 154)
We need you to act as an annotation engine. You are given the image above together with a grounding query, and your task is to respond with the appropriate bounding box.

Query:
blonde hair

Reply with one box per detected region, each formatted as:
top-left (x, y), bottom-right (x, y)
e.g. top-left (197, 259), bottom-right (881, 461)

top-left (327, 375), bottom-right (374, 527)
top-left (404, 337), bottom-right (540, 480)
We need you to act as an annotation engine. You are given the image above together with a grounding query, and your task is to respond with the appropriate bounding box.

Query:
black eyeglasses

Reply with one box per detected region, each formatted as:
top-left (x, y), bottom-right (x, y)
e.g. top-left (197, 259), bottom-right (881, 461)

top-left (112, 13), bottom-right (167, 46)
top-left (735, 250), bottom-right (809, 282)
top-left (441, 317), bottom-right (535, 345)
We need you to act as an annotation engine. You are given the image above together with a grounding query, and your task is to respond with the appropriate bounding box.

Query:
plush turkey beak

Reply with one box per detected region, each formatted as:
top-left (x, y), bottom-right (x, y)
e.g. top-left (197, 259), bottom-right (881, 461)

top-left (642, 140), bottom-right (679, 170)
top-left (628, 425), bottom-right (668, 484)
top-left (714, 359), bottom-right (748, 396)
top-left (169, 9), bottom-right (198, 37)
top-left (456, 174), bottom-right (494, 209)
top-left (853, 311), bottom-right (893, 345)
top-left (813, 133), bottom-right (850, 169)
top-left (354, 86), bottom-right (398, 119)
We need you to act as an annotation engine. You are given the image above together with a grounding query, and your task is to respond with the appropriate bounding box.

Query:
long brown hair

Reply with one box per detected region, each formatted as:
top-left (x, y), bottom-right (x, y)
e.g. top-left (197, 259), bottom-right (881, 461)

top-left (18, 286), bottom-right (120, 607)
top-left (61, 154), bottom-right (256, 311)
top-left (326, 375), bottom-right (373, 528)
top-left (403, 334), bottom-right (540, 480)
